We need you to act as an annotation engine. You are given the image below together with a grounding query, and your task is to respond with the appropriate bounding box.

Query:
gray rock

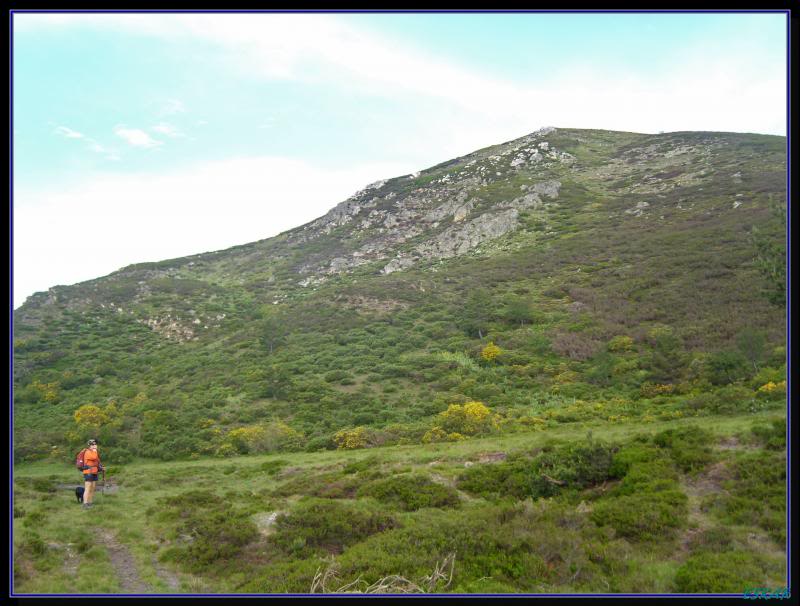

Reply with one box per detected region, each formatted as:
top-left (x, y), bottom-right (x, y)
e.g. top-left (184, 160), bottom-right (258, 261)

top-left (382, 256), bottom-right (416, 274)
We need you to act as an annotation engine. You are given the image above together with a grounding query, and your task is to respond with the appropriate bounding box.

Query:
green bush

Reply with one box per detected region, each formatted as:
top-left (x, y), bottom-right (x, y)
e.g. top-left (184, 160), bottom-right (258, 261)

top-left (356, 474), bottom-right (460, 511)
top-left (271, 498), bottom-right (397, 555)
top-left (674, 551), bottom-right (767, 593)
top-left (343, 456), bottom-right (381, 475)
top-left (591, 490), bottom-right (687, 541)
top-left (608, 442), bottom-right (667, 478)
top-left (615, 461), bottom-right (679, 496)
top-left (457, 458), bottom-right (533, 499)
top-left (154, 489), bottom-right (257, 572)
top-left (706, 350), bottom-right (751, 385)
top-left (653, 425), bottom-right (715, 473)
top-left (685, 526), bottom-right (733, 553)
top-left (750, 418), bottom-right (786, 450)
top-left (711, 385), bottom-right (756, 413)
top-left (713, 450), bottom-right (786, 543)
top-left (530, 437), bottom-right (616, 495)
top-left (459, 438), bottom-right (616, 500)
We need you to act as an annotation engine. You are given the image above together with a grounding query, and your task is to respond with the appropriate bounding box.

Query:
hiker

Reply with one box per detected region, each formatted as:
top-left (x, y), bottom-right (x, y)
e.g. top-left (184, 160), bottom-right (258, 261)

top-left (79, 439), bottom-right (104, 509)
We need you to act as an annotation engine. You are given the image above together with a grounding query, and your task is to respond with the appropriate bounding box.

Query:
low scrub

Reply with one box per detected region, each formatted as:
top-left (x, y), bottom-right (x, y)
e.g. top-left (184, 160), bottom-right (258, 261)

top-left (356, 474), bottom-right (460, 511)
top-left (652, 425), bottom-right (715, 473)
top-left (271, 498), bottom-right (398, 556)
top-left (674, 551), bottom-right (772, 593)
top-left (712, 450), bottom-right (786, 543)
top-left (154, 489), bottom-right (258, 572)
top-left (590, 490), bottom-right (688, 542)
top-left (458, 437), bottom-right (616, 500)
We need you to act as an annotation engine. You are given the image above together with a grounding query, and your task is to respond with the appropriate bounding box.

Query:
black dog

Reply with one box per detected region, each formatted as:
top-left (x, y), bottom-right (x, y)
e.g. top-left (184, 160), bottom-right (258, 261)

top-left (75, 486), bottom-right (85, 503)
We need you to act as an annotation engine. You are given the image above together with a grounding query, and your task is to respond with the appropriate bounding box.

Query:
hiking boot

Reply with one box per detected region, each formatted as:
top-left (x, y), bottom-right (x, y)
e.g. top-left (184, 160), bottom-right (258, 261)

top-left (82, 503), bottom-right (92, 509)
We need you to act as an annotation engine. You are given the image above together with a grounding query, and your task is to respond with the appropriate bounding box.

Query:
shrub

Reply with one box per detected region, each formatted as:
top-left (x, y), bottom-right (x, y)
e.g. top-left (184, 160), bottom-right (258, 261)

top-left (674, 551), bottom-right (767, 593)
top-left (271, 470), bottom-right (364, 499)
top-left (154, 490), bottom-right (257, 572)
top-left (608, 442), bottom-right (667, 478)
top-left (481, 342), bottom-right (502, 363)
top-left (333, 426), bottom-right (373, 450)
top-left (608, 335), bottom-right (635, 353)
top-left (436, 401), bottom-right (493, 436)
top-left (591, 490), bottom-right (687, 541)
top-left (639, 382), bottom-right (674, 398)
top-left (653, 426), bottom-right (715, 473)
top-left (530, 438), bottom-right (616, 496)
top-left (615, 461), bottom-right (679, 495)
top-left (459, 437), bottom-right (615, 500)
top-left (756, 380), bottom-right (786, 401)
top-left (711, 385), bottom-right (757, 413)
top-left (457, 458), bottom-right (533, 499)
top-left (550, 332), bottom-right (601, 361)
top-left (342, 456), bottom-right (381, 475)
top-left (356, 474), bottom-right (460, 511)
top-left (749, 418), bottom-right (786, 450)
top-left (271, 498), bottom-right (397, 555)
top-left (714, 450), bottom-right (786, 543)
top-left (706, 350), bottom-right (750, 385)
top-left (685, 526), bottom-right (733, 553)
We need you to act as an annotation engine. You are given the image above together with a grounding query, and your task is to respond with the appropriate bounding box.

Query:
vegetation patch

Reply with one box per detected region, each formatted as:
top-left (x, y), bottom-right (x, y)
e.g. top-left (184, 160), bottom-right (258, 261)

top-left (356, 474), bottom-right (461, 511)
top-left (270, 498), bottom-right (398, 556)
top-left (153, 489), bottom-right (258, 573)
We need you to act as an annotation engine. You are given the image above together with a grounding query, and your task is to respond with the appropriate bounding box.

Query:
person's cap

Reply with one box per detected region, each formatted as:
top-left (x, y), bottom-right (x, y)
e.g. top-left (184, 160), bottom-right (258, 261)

top-left (87, 439), bottom-right (98, 446)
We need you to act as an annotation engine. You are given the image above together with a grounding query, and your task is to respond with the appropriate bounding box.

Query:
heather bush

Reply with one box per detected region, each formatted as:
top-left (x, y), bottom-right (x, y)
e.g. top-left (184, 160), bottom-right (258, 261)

top-left (356, 474), bottom-right (460, 511)
top-left (154, 490), bottom-right (257, 572)
top-left (674, 551), bottom-right (768, 593)
top-left (590, 490), bottom-right (687, 541)
top-left (271, 498), bottom-right (398, 556)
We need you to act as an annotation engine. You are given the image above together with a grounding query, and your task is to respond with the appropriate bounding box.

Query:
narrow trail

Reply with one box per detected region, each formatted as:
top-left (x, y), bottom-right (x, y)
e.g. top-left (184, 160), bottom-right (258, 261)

top-left (152, 555), bottom-right (182, 591)
top-left (96, 528), bottom-right (153, 594)
top-left (62, 543), bottom-right (80, 577)
top-left (678, 460), bottom-right (729, 553)
top-left (677, 437), bottom-right (743, 553)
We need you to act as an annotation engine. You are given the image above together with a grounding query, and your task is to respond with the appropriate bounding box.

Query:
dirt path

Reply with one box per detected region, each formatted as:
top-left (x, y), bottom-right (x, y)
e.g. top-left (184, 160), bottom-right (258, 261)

top-left (678, 460), bottom-right (729, 553)
top-left (152, 555), bottom-right (182, 591)
top-left (96, 529), bottom-right (153, 594)
top-left (63, 543), bottom-right (80, 577)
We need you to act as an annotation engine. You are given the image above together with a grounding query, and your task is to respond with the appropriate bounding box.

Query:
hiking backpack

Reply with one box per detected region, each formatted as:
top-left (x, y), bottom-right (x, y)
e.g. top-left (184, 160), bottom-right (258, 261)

top-left (75, 448), bottom-right (88, 471)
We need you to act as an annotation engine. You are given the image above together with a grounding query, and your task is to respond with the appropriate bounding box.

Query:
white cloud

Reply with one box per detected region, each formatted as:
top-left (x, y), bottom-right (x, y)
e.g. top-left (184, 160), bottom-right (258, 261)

top-left (20, 13), bottom-right (786, 137)
top-left (114, 125), bottom-right (162, 148)
top-left (54, 125), bottom-right (85, 139)
top-left (13, 155), bottom-right (413, 308)
top-left (151, 122), bottom-right (184, 137)
top-left (53, 124), bottom-right (119, 160)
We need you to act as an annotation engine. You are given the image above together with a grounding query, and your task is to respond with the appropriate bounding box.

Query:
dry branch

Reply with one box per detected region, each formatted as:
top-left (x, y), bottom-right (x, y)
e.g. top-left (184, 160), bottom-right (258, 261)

top-left (310, 552), bottom-right (456, 594)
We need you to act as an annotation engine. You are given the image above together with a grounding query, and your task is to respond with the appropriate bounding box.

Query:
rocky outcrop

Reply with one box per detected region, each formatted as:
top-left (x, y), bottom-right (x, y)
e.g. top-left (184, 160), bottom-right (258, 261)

top-left (138, 316), bottom-right (197, 342)
top-left (381, 180), bottom-right (560, 274)
top-left (289, 127), bottom-right (566, 280)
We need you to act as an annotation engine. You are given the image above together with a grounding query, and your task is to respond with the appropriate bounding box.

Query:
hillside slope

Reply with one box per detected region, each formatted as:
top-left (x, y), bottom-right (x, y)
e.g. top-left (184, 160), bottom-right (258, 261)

top-left (12, 127), bottom-right (787, 462)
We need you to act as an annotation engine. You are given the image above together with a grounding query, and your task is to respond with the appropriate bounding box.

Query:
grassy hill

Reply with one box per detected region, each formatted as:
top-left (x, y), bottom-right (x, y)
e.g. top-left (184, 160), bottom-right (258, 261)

top-left (12, 127), bottom-right (787, 593)
top-left (13, 127), bottom-right (786, 463)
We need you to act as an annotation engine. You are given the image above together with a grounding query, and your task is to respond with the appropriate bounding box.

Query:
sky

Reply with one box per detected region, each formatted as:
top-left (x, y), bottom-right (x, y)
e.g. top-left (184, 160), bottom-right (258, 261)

top-left (11, 11), bottom-right (788, 309)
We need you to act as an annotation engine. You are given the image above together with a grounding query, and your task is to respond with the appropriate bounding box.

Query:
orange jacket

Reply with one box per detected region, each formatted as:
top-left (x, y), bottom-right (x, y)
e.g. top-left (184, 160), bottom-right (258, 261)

top-left (83, 448), bottom-right (101, 475)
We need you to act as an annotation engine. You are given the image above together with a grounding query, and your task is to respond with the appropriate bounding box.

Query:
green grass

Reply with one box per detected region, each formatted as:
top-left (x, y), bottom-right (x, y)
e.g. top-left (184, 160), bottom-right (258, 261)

top-left (13, 411), bottom-right (787, 594)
